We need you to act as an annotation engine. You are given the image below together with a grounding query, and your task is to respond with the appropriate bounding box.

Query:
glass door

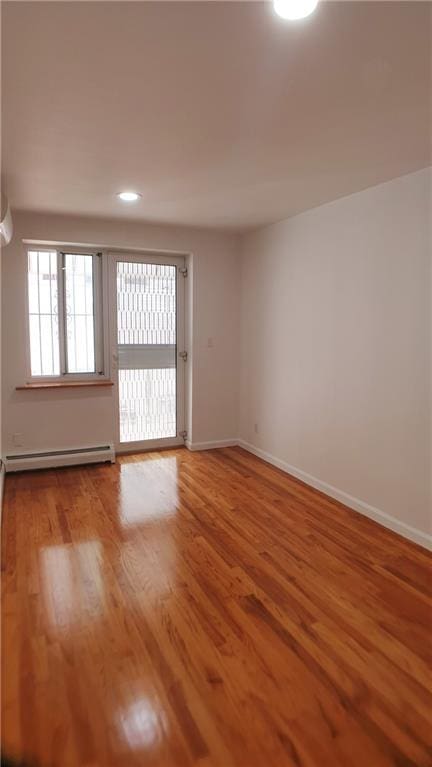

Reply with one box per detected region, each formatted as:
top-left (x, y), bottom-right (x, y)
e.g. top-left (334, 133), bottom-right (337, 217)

top-left (110, 253), bottom-right (186, 451)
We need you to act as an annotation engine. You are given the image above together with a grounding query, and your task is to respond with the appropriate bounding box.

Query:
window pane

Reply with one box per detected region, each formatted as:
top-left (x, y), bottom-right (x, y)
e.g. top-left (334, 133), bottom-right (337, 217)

top-left (65, 254), bottom-right (95, 373)
top-left (28, 250), bottom-right (59, 376)
top-left (117, 262), bottom-right (176, 346)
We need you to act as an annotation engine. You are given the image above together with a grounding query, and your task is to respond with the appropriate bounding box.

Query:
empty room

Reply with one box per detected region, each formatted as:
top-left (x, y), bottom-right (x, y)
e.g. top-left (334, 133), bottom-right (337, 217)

top-left (1, 1), bottom-right (431, 766)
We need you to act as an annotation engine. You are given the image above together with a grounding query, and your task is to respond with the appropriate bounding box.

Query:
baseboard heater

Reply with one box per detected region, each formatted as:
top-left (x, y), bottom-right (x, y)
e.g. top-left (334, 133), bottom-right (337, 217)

top-left (4, 444), bottom-right (115, 472)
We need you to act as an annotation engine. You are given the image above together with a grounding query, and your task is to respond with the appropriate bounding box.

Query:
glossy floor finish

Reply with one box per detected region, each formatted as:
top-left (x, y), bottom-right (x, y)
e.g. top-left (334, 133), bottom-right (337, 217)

top-left (2, 447), bottom-right (431, 767)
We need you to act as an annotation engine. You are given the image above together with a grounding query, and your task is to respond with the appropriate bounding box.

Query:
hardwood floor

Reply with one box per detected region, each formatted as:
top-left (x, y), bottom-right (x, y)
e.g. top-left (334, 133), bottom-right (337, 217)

top-left (2, 446), bottom-right (431, 767)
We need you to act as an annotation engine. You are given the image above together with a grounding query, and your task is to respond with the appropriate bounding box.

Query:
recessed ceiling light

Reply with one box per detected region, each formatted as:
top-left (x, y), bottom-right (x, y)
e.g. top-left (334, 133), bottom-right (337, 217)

top-left (273, 0), bottom-right (319, 20)
top-left (117, 191), bottom-right (142, 202)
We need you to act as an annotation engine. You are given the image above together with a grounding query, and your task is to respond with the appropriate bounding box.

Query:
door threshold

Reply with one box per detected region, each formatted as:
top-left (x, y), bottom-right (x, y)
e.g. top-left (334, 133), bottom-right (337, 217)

top-left (116, 444), bottom-right (186, 456)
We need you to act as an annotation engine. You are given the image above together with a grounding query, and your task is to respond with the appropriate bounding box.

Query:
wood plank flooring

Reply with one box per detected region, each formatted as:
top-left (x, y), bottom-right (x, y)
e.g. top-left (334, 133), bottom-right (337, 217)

top-left (2, 446), bottom-right (431, 767)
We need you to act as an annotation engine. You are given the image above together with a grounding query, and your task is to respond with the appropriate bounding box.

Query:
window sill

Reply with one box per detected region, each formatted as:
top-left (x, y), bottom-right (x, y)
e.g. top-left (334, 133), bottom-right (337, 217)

top-left (16, 380), bottom-right (114, 390)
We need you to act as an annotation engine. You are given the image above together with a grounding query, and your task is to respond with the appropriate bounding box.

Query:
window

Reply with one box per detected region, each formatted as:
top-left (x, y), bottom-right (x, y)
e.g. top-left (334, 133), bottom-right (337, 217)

top-left (27, 248), bottom-right (104, 378)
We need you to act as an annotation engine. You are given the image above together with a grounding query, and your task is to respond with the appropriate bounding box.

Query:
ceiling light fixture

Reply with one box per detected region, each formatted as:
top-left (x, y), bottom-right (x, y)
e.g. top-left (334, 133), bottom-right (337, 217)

top-left (273, 0), bottom-right (319, 20)
top-left (117, 191), bottom-right (142, 202)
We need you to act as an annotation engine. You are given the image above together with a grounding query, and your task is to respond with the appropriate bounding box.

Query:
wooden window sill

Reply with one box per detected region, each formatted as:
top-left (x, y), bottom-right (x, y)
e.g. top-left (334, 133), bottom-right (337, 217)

top-left (16, 381), bottom-right (114, 390)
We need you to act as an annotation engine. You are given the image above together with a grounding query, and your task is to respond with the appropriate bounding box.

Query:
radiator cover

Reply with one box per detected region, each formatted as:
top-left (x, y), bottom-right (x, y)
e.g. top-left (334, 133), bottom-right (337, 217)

top-left (4, 444), bottom-right (115, 472)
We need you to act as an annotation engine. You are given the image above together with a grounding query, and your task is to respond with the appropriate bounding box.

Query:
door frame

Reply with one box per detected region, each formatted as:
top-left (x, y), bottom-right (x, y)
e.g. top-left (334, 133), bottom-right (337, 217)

top-left (107, 250), bottom-right (186, 453)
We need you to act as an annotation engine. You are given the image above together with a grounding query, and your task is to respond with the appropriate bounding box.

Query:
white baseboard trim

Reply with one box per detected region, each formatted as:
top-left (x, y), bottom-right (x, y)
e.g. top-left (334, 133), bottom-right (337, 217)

top-left (238, 440), bottom-right (432, 552)
top-left (0, 461), bottom-right (5, 526)
top-left (186, 438), bottom-right (238, 452)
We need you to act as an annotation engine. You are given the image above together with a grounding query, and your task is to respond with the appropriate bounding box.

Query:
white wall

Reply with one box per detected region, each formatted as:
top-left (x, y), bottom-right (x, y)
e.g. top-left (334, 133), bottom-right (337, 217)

top-left (0, 236), bottom-right (3, 510)
top-left (240, 169), bottom-right (431, 540)
top-left (2, 212), bottom-right (240, 453)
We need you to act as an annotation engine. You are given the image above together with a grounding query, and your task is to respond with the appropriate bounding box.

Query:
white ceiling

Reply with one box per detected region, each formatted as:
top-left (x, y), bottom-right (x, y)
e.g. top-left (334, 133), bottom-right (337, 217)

top-left (2, 1), bottom-right (431, 231)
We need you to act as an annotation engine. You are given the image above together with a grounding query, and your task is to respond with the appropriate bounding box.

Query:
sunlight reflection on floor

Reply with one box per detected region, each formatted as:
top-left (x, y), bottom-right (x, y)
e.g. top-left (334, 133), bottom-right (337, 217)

top-left (117, 696), bottom-right (169, 752)
top-left (118, 457), bottom-right (179, 525)
top-left (40, 540), bottom-right (104, 634)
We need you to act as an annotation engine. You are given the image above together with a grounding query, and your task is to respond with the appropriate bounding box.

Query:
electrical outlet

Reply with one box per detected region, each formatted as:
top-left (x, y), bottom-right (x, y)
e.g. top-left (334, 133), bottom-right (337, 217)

top-left (254, 423), bottom-right (259, 434)
top-left (13, 433), bottom-right (23, 447)
top-left (207, 337), bottom-right (214, 348)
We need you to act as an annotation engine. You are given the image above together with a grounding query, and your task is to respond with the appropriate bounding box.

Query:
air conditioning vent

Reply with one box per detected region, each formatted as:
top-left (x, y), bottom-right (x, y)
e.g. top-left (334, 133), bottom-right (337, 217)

top-left (0, 193), bottom-right (13, 247)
